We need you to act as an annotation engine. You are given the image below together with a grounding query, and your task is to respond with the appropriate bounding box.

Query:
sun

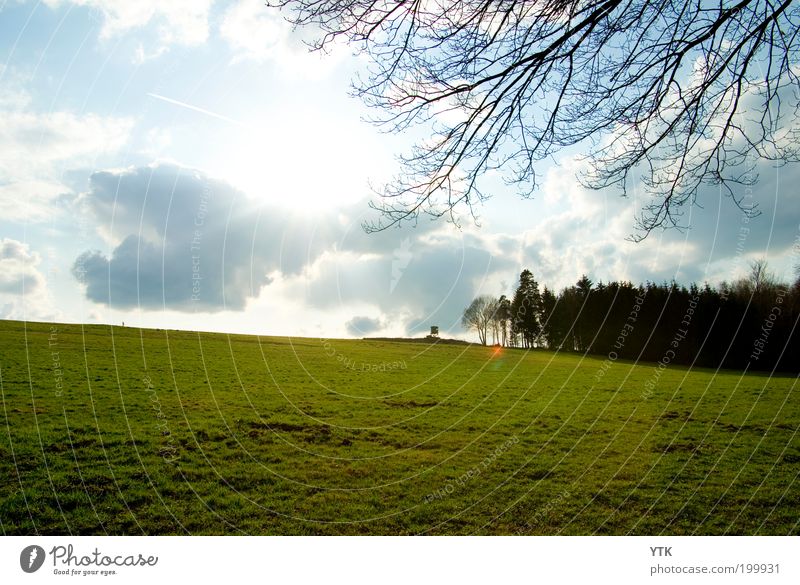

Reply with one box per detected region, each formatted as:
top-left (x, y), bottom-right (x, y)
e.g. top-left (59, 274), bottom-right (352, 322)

top-left (214, 112), bottom-right (389, 212)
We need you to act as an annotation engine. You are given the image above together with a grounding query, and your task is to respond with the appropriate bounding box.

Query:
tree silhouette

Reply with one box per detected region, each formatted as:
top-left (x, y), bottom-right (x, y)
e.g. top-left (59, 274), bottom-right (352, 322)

top-left (573, 275), bottom-right (594, 352)
top-left (270, 0), bottom-right (800, 239)
top-left (510, 269), bottom-right (542, 348)
top-left (494, 294), bottom-right (512, 346)
top-left (462, 295), bottom-right (497, 345)
top-left (462, 266), bottom-right (798, 370)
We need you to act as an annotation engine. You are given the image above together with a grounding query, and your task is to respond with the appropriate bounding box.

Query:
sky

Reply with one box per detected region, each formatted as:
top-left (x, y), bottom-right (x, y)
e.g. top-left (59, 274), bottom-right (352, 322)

top-left (2, 0), bottom-right (799, 340)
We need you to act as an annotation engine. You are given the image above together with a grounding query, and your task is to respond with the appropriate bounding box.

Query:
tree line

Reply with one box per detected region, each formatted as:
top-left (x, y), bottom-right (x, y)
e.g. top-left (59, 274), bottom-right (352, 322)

top-left (462, 262), bottom-right (800, 372)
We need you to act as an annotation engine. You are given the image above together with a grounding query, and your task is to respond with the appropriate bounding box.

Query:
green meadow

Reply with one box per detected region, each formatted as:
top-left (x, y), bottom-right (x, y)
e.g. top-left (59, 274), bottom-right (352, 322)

top-left (0, 319), bottom-right (797, 535)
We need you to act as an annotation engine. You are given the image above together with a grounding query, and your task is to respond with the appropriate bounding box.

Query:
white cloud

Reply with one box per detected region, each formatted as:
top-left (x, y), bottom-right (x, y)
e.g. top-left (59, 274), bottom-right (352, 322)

top-left (219, 0), bottom-right (346, 78)
top-left (0, 239), bottom-right (57, 320)
top-left (0, 239), bottom-right (44, 294)
top-left (0, 108), bottom-right (133, 221)
top-left (0, 111), bottom-right (131, 172)
top-left (44, 0), bottom-right (212, 48)
top-left (0, 181), bottom-right (66, 223)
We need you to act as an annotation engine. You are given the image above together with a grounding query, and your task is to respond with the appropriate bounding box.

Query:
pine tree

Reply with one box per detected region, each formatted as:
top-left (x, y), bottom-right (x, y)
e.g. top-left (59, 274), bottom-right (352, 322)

top-left (510, 270), bottom-right (542, 349)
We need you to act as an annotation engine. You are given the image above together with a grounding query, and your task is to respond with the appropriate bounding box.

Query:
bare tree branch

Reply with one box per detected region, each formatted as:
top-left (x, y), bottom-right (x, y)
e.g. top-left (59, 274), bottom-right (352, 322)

top-left (268, 0), bottom-right (800, 240)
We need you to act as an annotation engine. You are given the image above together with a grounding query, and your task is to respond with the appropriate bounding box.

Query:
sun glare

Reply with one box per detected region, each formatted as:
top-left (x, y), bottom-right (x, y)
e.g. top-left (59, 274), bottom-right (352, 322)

top-left (215, 113), bottom-right (386, 211)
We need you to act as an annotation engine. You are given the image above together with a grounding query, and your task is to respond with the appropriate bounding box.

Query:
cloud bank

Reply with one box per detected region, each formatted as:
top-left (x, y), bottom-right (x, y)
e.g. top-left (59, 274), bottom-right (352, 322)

top-left (71, 156), bottom-right (800, 337)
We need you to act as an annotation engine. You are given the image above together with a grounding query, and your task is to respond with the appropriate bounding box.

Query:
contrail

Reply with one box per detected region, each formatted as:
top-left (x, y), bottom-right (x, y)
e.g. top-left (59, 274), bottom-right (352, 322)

top-left (146, 93), bottom-right (245, 127)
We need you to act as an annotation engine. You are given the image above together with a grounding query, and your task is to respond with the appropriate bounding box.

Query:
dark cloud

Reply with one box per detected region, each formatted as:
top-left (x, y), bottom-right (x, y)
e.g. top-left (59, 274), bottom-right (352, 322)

top-left (73, 162), bottom-right (445, 313)
top-left (303, 234), bottom-right (515, 336)
top-left (510, 155), bottom-right (800, 293)
top-left (75, 163), bottom-right (301, 310)
top-left (73, 232), bottom-right (275, 311)
top-left (1, 239), bottom-right (31, 261)
top-left (345, 315), bottom-right (383, 336)
top-left (684, 161), bottom-right (800, 261)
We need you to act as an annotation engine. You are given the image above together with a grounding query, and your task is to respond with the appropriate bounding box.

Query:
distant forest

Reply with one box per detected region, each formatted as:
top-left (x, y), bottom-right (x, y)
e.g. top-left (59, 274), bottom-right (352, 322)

top-left (462, 261), bottom-right (800, 372)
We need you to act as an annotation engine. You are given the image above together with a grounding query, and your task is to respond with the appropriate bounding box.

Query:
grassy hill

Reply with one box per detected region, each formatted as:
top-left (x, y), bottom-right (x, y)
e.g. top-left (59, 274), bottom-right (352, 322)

top-left (0, 319), bottom-right (797, 535)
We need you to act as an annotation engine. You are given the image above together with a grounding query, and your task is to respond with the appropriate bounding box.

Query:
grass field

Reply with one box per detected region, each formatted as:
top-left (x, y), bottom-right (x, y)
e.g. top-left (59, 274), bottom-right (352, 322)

top-left (0, 319), bottom-right (798, 535)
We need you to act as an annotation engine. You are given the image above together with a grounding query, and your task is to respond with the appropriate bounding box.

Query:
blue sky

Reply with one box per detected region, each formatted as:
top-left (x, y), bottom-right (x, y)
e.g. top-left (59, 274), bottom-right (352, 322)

top-left (2, 0), bottom-right (799, 339)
